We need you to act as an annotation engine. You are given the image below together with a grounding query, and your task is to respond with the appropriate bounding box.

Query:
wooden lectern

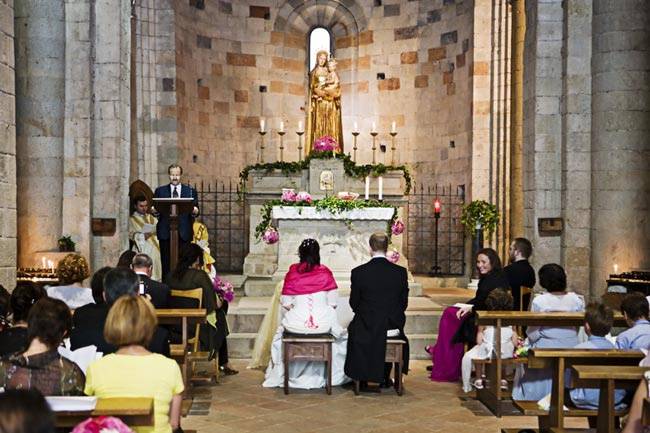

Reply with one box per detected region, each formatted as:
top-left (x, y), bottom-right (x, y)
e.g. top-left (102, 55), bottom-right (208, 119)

top-left (152, 198), bottom-right (195, 272)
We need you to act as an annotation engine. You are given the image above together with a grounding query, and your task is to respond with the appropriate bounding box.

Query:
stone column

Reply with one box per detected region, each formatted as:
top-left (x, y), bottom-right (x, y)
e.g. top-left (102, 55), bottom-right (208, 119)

top-left (590, 1), bottom-right (650, 295)
top-left (0, 0), bottom-right (17, 287)
top-left (15, 0), bottom-right (66, 266)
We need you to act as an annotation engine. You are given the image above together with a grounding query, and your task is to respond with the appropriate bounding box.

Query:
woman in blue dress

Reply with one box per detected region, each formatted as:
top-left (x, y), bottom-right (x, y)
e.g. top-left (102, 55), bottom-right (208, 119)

top-left (512, 263), bottom-right (585, 401)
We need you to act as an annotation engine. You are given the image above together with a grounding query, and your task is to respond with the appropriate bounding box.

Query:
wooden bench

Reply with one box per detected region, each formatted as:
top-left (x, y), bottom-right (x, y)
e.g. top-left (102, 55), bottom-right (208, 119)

top-left (520, 348), bottom-right (644, 432)
top-left (54, 397), bottom-right (153, 428)
top-left (353, 339), bottom-right (407, 396)
top-left (571, 365), bottom-right (649, 433)
top-left (475, 311), bottom-right (629, 417)
top-left (282, 332), bottom-right (335, 395)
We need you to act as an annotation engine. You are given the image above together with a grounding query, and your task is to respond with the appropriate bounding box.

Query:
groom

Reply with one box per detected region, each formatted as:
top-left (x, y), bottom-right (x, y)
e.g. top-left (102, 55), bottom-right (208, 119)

top-left (344, 232), bottom-right (409, 390)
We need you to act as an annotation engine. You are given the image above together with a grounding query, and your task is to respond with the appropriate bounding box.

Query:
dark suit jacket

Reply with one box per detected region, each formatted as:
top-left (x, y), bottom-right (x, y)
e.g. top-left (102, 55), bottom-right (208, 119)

top-left (136, 273), bottom-right (170, 309)
top-left (70, 303), bottom-right (170, 357)
top-left (153, 183), bottom-right (199, 242)
top-left (504, 260), bottom-right (536, 310)
top-left (344, 257), bottom-right (409, 382)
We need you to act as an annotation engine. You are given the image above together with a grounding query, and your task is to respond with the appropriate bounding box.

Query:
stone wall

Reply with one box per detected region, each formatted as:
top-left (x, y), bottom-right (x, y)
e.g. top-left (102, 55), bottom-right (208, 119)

top-left (0, 0), bottom-right (16, 288)
top-left (173, 0), bottom-right (476, 190)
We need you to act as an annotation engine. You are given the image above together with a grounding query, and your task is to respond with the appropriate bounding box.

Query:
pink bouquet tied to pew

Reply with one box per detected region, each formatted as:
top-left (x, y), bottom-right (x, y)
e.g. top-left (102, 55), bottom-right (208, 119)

top-left (387, 249), bottom-right (400, 264)
top-left (391, 220), bottom-right (405, 235)
top-left (72, 416), bottom-right (134, 433)
top-left (213, 275), bottom-right (235, 303)
top-left (262, 226), bottom-right (279, 245)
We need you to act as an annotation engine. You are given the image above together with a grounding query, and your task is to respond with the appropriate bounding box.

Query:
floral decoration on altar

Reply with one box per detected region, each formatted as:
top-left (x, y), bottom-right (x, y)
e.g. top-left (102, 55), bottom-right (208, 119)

top-left (313, 135), bottom-right (340, 153)
top-left (257, 193), bottom-right (403, 245)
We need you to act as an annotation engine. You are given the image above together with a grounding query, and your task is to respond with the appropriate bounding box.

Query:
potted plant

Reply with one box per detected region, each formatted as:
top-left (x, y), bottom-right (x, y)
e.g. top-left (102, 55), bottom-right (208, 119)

top-left (57, 235), bottom-right (76, 252)
top-left (460, 200), bottom-right (499, 278)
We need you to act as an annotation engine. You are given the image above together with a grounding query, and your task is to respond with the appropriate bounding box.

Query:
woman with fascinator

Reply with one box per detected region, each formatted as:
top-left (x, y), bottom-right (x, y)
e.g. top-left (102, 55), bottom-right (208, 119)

top-left (262, 238), bottom-right (349, 389)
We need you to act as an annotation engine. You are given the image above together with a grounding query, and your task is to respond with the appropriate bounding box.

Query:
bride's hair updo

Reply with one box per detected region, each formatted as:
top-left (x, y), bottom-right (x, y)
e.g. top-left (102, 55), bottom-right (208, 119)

top-left (298, 238), bottom-right (320, 271)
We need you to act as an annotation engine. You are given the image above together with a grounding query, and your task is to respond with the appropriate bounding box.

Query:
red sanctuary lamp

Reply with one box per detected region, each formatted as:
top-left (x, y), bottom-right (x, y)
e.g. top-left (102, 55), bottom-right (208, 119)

top-left (433, 199), bottom-right (441, 218)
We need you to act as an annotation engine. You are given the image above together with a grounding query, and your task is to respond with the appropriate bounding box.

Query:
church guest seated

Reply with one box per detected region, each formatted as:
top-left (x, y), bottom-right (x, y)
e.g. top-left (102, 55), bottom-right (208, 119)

top-left (0, 389), bottom-right (55, 433)
top-left (47, 253), bottom-right (94, 309)
top-left (569, 301), bottom-right (627, 410)
top-left (461, 288), bottom-right (517, 392)
top-left (0, 297), bottom-right (85, 395)
top-left (70, 267), bottom-right (170, 356)
top-left (616, 292), bottom-right (650, 350)
top-left (166, 243), bottom-right (237, 375)
top-left (512, 263), bottom-right (585, 401)
top-left (132, 253), bottom-right (170, 309)
top-left (72, 266), bottom-right (111, 332)
top-left (85, 295), bottom-right (183, 433)
top-left (504, 237), bottom-right (536, 310)
top-left (345, 233), bottom-right (409, 390)
top-left (116, 250), bottom-right (137, 268)
top-left (263, 238), bottom-right (348, 389)
top-left (0, 282), bottom-right (46, 357)
top-left (429, 248), bottom-right (510, 382)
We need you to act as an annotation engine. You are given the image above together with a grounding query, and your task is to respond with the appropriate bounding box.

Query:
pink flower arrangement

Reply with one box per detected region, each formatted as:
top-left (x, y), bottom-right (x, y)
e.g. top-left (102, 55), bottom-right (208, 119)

top-left (262, 227), bottom-right (279, 244)
top-left (281, 188), bottom-right (297, 202)
top-left (72, 416), bottom-right (134, 433)
top-left (391, 220), bottom-right (405, 235)
top-left (213, 275), bottom-right (235, 303)
top-left (313, 135), bottom-right (340, 152)
top-left (387, 249), bottom-right (400, 264)
top-left (296, 191), bottom-right (312, 204)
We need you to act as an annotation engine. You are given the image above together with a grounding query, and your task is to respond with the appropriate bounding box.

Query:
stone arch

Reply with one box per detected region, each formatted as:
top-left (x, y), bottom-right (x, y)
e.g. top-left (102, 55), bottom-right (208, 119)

top-left (274, 0), bottom-right (367, 38)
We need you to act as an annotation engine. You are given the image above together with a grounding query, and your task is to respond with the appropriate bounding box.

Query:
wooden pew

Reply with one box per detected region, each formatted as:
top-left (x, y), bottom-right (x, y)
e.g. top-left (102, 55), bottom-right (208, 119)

top-left (571, 365), bottom-right (649, 433)
top-left (475, 311), bottom-right (628, 417)
top-left (54, 397), bottom-right (153, 428)
top-left (155, 308), bottom-right (206, 390)
top-left (520, 348), bottom-right (644, 432)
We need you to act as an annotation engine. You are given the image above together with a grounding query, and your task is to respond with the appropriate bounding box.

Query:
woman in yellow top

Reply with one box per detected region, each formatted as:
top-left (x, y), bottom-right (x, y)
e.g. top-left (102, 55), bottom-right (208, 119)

top-left (84, 295), bottom-right (184, 433)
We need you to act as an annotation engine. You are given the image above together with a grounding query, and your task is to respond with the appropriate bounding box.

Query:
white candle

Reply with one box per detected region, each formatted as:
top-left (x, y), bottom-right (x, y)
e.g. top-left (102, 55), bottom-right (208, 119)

top-left (298, 121), bottom-right (303, 133)
top-left (48, 260), bottom-right (54, 271)
top-left (41, 257), bottom-right (46, 269)
top-left (364, 176), bottom-right (370, 200)
top-left (259, 118), bottom-right (265, 132)
top-left (613, 263), bottom-right (619, 274)
top-left (371, 121), bottom-right (377, 133)
top-left (353, 121), bottom-right (359, 133)
top-left (378, 176), bottom-right (383, 200)
top-left (279, 121), bottom-right (285, 133)
top-left (391, 121), bottom-right (396, 133)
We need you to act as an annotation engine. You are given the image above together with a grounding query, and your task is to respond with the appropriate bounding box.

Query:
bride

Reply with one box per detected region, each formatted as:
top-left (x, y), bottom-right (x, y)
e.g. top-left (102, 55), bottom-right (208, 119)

top-left (262, 238), bottom-right (349, 389)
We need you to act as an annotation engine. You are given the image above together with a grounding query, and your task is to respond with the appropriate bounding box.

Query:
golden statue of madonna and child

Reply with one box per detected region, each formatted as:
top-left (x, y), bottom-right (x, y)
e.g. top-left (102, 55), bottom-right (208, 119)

top-left (305, 50), bottom-right (344, 154)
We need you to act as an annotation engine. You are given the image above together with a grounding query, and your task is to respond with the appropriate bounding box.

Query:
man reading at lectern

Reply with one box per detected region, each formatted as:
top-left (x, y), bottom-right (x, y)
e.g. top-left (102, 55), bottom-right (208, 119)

top-left (153, 164), bottom-right (199, 279)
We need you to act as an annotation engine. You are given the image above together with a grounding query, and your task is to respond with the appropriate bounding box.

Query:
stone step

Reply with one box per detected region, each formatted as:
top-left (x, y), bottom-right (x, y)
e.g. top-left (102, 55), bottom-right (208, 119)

top-left (227, 332), bottom-right (437, 361)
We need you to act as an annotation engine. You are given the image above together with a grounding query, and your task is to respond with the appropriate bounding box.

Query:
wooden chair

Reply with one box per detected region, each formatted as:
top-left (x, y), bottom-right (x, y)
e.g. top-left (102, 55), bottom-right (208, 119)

top-left (520, 286), bottom-right (533, 311)
top-left (353, 338), bottom-right (407, 396)
top-left (169, 288), bottom-right (219, 383)
top-left (282, 332), bottom-right (334, 395)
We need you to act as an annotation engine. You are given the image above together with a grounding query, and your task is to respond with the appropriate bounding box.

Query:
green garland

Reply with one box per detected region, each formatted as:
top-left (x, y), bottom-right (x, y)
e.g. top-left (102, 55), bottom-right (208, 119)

top-left (255, 196), bottom-right (399, 241)
top-left (460, 200), bottom-right (500, 235)
top-left (239, 151), bottom-right (412, 196)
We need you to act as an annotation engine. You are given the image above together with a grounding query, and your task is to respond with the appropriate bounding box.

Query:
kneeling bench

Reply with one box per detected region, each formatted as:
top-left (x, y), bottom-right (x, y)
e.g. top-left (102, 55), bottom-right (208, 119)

top-left (282, 332), bottom-right (334, 395)
top-left (353, 338), bottom-right (406, 396)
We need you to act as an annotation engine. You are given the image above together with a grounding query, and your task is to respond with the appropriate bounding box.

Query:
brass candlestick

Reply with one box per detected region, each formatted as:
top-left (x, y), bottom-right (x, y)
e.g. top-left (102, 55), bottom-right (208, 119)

top-left (278, 131), bottom-right (286, 162)
top-left (258, 130), bottom-right (267, 163)
top-left (352, 131), bottom-right (360, 162)
top-left (370, 131), bottom-right (378, 164)
top-left (390, 131), bottom-right (397, 165)
top-left (296, 130), bottom-right (304, 161)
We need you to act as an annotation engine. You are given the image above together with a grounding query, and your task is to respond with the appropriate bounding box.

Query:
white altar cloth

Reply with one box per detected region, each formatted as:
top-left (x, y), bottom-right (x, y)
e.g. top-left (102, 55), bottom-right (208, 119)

top-left (271, 206), bottom-right (394, 221)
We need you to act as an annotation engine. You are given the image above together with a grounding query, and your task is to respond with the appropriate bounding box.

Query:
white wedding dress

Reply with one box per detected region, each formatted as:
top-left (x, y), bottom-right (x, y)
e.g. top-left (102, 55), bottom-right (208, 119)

top-left (262, 290), bottom-right (350, 389)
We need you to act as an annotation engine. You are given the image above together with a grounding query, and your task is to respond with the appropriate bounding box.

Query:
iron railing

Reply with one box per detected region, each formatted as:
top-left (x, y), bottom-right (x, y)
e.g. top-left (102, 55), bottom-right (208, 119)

top-left (407, 184), bottom-right (466, 275)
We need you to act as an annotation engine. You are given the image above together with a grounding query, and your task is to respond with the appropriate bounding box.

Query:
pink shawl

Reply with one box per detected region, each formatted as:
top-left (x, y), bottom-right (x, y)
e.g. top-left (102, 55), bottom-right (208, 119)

top-left (282, 263), bottom-right (337, 296)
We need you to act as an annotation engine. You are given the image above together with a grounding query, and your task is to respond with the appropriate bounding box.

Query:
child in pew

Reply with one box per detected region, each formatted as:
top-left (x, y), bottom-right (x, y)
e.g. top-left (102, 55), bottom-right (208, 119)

top-left (569, 301), bottom-right (627, 410)
top-left (512, 263), bottom-right (585, 401)
top-left (616, 292), bottom-right (650, 350)
top-left (461, 288), bottom-right (518, 392)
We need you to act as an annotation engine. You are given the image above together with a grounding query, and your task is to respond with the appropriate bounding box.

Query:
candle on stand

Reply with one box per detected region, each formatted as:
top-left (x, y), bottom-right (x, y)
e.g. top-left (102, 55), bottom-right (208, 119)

top-left (279, 121), bottom-right (284, 133)
top-left (259, 118), bottom-right (266, 132)
top-left (371, 121), bottom-right (377, 133)
top-left (364, 176), bottom-right (370, 200)
top-left (613, 263), bottom-right (619, 274)
top-left (378, 176), bottom-right (383, 200)
top-left (41, 257), bottom-right (46, 269)
top-left (353, 121), bottom-right (359, 133)
top-left (298, 120), bottom-right (303, 133)
top-left (391, 121), bottom-right (396, 133)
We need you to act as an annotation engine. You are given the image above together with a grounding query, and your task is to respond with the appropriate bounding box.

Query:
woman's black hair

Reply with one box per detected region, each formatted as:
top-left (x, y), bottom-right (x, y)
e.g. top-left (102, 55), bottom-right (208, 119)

top-left (10, 282), bottom-right (47, 323)
top-left (173, 243), bottom-right (205, 280)
top-left (476, 247), bottom-right (503, 274)
top-left (116, 250), bottom-right (136, 268)
top-left (90, 266), bottom-right (112, 305)
top-left (26, 298), bottom-right (72, 350)
top-left (538, 263), bottom-right (567, 292)
top-left (298, 238), bottom-right (320, 272)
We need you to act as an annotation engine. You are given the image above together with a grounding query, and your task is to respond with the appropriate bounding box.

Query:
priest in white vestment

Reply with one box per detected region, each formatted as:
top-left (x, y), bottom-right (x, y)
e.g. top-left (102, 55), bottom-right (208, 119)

top-left (129, 196), bottom-right (162, 281)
